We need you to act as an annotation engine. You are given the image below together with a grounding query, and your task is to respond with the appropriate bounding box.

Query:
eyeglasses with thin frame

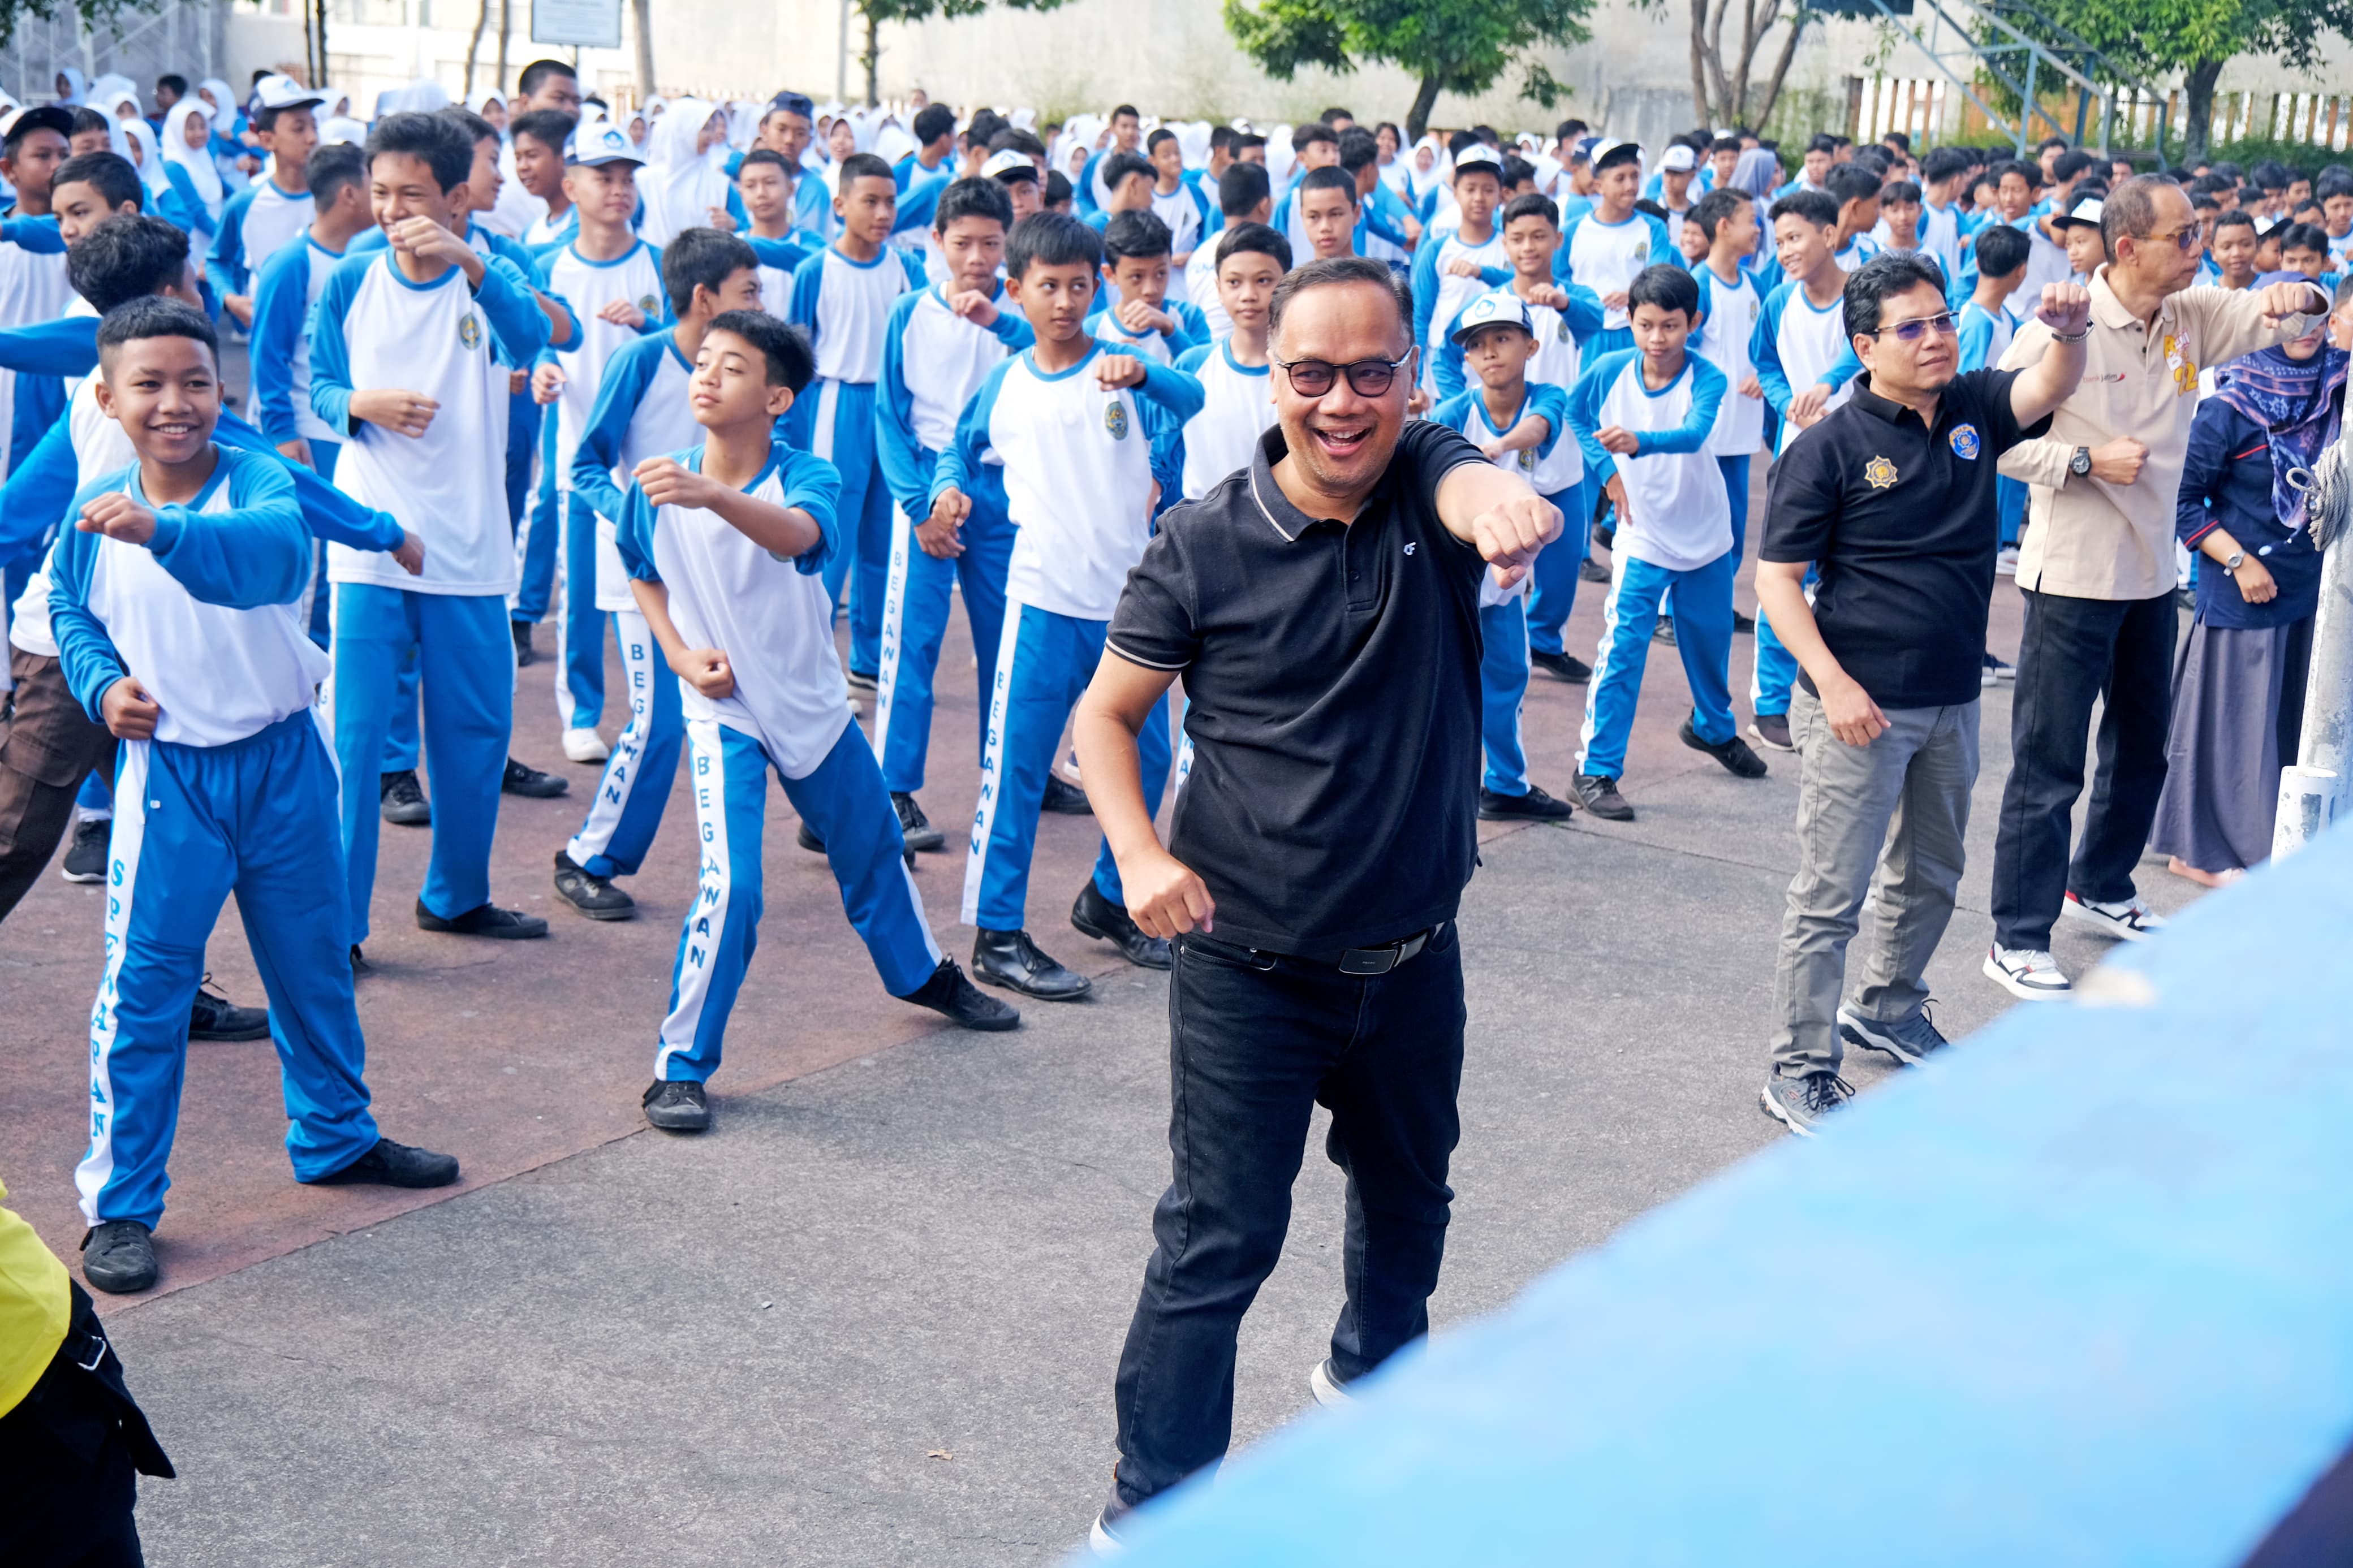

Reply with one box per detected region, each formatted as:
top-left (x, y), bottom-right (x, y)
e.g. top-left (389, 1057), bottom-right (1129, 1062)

top-left (2140, 222), bottom-right (2203, 253)
top-left (1270, 349), bottom-right (1416, 398)
top-left (1872, 310), bottom-right (1958, 342)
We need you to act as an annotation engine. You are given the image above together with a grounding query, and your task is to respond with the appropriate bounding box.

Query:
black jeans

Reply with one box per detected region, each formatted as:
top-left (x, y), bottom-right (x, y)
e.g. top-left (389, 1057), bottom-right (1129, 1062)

top-left (1111, 922), bottom-right (1466, 1506)
top-left (0, 1283), bottom-right (173, 1566)
top-left (1991, 588), bottom-right (2176, 951)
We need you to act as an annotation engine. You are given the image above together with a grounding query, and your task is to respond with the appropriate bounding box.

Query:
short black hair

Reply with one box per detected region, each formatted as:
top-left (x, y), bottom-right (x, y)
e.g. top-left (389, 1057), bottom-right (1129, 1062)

top-left (1881, 129), bottom-right (1911, 153)
top-left (1842, 250), bottom-right (1949, 338)
top-left (1007, 210), bottom-right (1103, 278)
top-left (836, 150), bottom-right (895, 189)
top-left (1826, 162), bottom-right (1883, 206)
top-left (1268, 254), bottom-right (1411, 344)
top-left (989, 127), bottom-right (1047, 161)
top-left (1992, 159), bottom-right (2040, 189)
top-left (157, 73), bottom-right (188, 95)
top-left (1921, 145), bottom-right (1973, 184)
top-left (1501, 191), bottom-right (1561, 229)
top-left (1044, 170), bottom-right (1074, 208)
top-left (1297, 165), bottom-right (1358, 205)
top-left (963, 110), bottom-right (1005, 151)
top-left (438, 105), bottom-right (500, 149)
top-left (1686, 185), bottom-right (1751, 243)
top-left (1216, 221), bottom-right (1291, 273)
top-left (54, 151), bottom-right (143, 212)
top-left (517, 58), bottom-right (578, 97)
top-left (1146, 127), bottom-right (1177, 154)
top-left (1770, 189), bottom-right (1839, 230)
top-left (2281, 221), bottom-right (2333, 257)
top-left (913, 103), bottom-right (956, 146)
top-left (1319, 106), bottom-right (1354, 126)
top-left (1218, 159), bottom-right (1270, 217)
top-left (308, 141), bottom-right (367, 209)
top-left (2211, 209), bottom-right (2257, 239)
top-left (1593, 141), bottom-right (1641, 175)
top-left (1103, 208), bottom-right (1174, 263)
top-left (1499, 155), bottom-right (1536, 188)
top-left (510, 108), bottom-right (576, 154)
top-left (70, 214), bottom-right (191, 313)
top-left (936, 174), bottom-right (1014, 232)
top-left (662, 226), bottom-right (759, 315)
top-left (705, 309), bottom-right (814, 392)
top-left (1627, 262), bottom-right (1699, 319)
top-left (1209, 125), bottom-right (1237, 155)
top-left (2053, 148), bottom-right (2100, 183)
top-left (1110, 104), bottom-right (1140, 123)
top-left (1447, 129), bottom-right (1484, 159)
top-left (2038, 135), bottom-right (2069, 152)
top-left (1972, 222), bottom-right (2030, 278)
top-left (1101, 150), bottom-right (1154, 193)
top-left (738, 146), bottom-right (790, 177)
top-left (70, 107), bottom-right (111, 140)
top-left (2317, 172), bottom-right (2353, 203)
top-left (1881, 179), bottom-right (1921, 204)
top-left (1337, 128), bottom-right (1380, 175)
top-left (1806, 132), bottom-right (1840, 156)
top-left (1291, 122), bottom-right (1338, 152)
top-left (2252, 159), bottom-right (2293, 192)
top-left (366, 111), bottom-right (474, 192)
top-left (97, 292), bottom-right (218, 369)
top-left (4, 105), bottom-right (75, 154)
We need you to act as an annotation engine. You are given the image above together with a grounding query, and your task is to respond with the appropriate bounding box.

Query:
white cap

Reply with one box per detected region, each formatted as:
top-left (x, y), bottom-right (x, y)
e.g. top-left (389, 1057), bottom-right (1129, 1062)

top-left (1449, 289), bottom-right (1534, 345)
top-left (253, 75), bottom-right (325, 113)
top-left (1454, 145), bottom-right (1502, 174)
top-left (1661, 144), bottom-right (1697, 172)
top-left (982, 147), bottom-right (1037, 181)
top-left (2065, 196), bottom-right (2105, 227)
top-left (566, 117), bottom-right (644, 167)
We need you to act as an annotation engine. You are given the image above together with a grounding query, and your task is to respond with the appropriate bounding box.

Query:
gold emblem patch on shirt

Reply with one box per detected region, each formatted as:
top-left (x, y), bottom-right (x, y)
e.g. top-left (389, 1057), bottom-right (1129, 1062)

top-left (1104, 400), bottom-right (1130, 440)
top-left (457, 312), bottom-right (482, 351)
top-left (1863, 455), bottom-right (1898, 489)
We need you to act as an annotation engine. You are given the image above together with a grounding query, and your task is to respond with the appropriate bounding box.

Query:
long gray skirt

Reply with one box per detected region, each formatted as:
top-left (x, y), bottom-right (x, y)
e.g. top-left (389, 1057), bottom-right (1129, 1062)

top-left (2148, 615), bottom-right (2313, 874)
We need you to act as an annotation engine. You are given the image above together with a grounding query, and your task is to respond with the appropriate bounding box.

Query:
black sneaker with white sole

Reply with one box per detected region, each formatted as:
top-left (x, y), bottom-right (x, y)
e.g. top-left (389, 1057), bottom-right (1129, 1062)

top-left (1572, 773), bottom-right (1635, 821)
top-left (1746, 713), bottom-right (1795, 753)
top-left (1309, 1357), bottom-right (1356, 1406)
top-left (1477, 784), bottom-right (1574, 822)
top-left (643, 1078), bottom-right (711, 1131)
top-left (188, 978), bottom-right (270, 1041)
top-left (60, 817), bottom-right (110, 882)
top-left (899, 958), bottom-right (1021, 1030)
top-left (1837, 1003), bottom-right (1948, 1065)
top-left (1528, 649), bottom-right (1591, 683)
top-left (1679, 716), bottom-right (1768, 777)
top-left (1578, 555), bottom-right (1611, 584)
top-left (415, 899), bottom-right (549, 939)
top-left (81, 1220), bottom-right (158, 1294)
top-left (1760, 1069), bottom-right (1853, 1135)
top-left (893, 791), bottom-right (945, 852)
top-left (502, 756), bottom-right (569, 798)
top-left (553, 850), bottom-right (636, 919)
top-left (845, 668), bottom-right (878, 693)
top-left (512, 620), bottom-right (536, 667)
top-left (1652, 615), bottom-right (1677, 645)
top-left (1981, 651), bottom-right (2015, 685)
top-left (379, 768), bottom-right (431, 826)
top-left (303, 1137), bottom-right (461, 1187)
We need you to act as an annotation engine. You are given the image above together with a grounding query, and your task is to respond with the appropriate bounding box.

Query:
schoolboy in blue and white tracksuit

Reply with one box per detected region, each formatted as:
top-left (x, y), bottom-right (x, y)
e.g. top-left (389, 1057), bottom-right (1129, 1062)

top-left (1569, 286), bottom-right (1756, 810)
top-left (1432, 292), bottom-right (1578, 811)
top-left (872, 178), bottom-right (1034, 846)
top-left (934, 221), bottom-right (1202, 995)
top-left (1559, 170), bottom-right (1674, 361)
top-left (50, 329), bottom-right (452, 1261)
top-left (311, 131), bottom-right (555, 953)
top-left (1690, 230), bottom-right (1766, 560)
top-left (787, 153), bottom-right (927, 683)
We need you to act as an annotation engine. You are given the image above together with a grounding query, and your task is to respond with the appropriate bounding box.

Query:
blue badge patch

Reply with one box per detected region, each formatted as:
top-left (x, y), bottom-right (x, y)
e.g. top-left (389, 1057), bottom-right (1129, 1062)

top-left (1950, 423), bottom-right (1981, 460)
top-left (457, 312), bottom-right (482, 351)
top-left (1104, 400), bottom-right (1129, 440)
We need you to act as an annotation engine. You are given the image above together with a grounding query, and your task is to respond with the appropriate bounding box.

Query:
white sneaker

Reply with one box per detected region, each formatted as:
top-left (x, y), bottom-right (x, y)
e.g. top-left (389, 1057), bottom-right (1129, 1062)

top-left (1308, 1358), bottom-right (1356, 1407)
top-left (2063, 891), bottom-right (2166, 941)
top-left (1983, 944), bottom-right (2070, 1000)
top-left (561, 727), bottom-right (610, 764)
top-left (1994, 546), bottom-right (2020, 577)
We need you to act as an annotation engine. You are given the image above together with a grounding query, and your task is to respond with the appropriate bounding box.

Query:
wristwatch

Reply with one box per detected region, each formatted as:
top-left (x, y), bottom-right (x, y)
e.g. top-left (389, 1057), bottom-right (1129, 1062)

top-left (2221, 548), bottom-right (2245, 577)
top-left (2069, 446), bottom-right (2093, 477)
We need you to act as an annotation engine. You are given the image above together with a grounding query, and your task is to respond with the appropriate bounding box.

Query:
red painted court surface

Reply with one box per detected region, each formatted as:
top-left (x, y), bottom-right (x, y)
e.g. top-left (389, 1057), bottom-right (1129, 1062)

top-left (0, 470), bottom-right (2029, 1310)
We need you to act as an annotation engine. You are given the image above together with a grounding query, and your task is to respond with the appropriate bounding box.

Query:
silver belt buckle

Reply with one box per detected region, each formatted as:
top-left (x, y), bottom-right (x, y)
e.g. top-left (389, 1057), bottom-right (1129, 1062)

top-left (1338, 944), bottom-right (1400, 976)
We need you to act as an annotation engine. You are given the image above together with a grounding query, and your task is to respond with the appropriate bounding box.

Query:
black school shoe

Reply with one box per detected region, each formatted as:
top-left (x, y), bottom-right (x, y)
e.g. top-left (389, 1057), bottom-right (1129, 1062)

top-left (899, 958), bottom-right (1020, 1030)
top-left (893, 792), bottom-right (946, 852)
top-left (1070, 880), bottom-right (1172, 969)
top-left (553, 850), bottom-right (636, 919)
top-left (502, 756), bottom-right (569, 798)
top-left (61, 817), bottom-right (109, 882)
top-left (380, 768), bottom-right (432, 826)
top-left (972, 927), bottom-right (1093, 1000)
top-left (642, 1079), bottom-right (711, 1132)
top-left (511, 620), bottom-right (536, 667)
top-left (796, 819), bottom-right (916, 869)
top-left (1041, 774), bottom-right (1092, 815)
top-left (1572, 774), bottom-right (1636, 821)
top-left (1478, 784), bottom-right (1574, 823)
top-left (1679, 717), bottom-right (1769, 779)
top-left (189, 977), bottom-right (270, 1041)
top-left (1528, 649), bottom-right (1592, 684)
top-left (303, 1137), bottom-right (461, 1188)
top-left (416, 899), bottom-right (550, 939)
top-left (81, 1220), bottom-right (158, 1294)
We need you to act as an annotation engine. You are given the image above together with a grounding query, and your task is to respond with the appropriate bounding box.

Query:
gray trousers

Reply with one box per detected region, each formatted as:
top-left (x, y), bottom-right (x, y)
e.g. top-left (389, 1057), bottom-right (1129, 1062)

top-left (1768, 687), bottom-right (1980, 1077)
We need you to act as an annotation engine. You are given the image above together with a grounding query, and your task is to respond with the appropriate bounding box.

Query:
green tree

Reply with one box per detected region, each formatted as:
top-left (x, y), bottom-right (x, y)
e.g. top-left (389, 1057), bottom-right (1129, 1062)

top-left (1635, 0), bottom-right (1822, 131)
top-left (1222, 0), bottom-right (1596, 144)
top-left (2020, 0), bottom-right (2353, 162)
top-left (0, 0), bottom-right (153, 50)
top-left (854, 0), bottom-right (1074, 108)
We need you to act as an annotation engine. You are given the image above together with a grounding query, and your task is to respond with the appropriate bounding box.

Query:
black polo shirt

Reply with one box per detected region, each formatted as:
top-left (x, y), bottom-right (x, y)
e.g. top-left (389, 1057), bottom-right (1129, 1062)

top-left (1105, 420), bottom-right (1488, 954)
top-left (1761, 368), bottom-right (2049, 710)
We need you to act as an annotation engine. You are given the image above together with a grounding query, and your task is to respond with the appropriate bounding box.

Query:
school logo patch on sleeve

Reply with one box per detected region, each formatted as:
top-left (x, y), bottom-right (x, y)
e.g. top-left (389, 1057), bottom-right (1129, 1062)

top-left (1104, 400), bottom-right (1130, 440)
top-left (1949, 424), bottom-right (1981, 459)
top-left (1863, 454), bottom-right (1899, 489)
top-left (457, 312), bottom-right (483, 351)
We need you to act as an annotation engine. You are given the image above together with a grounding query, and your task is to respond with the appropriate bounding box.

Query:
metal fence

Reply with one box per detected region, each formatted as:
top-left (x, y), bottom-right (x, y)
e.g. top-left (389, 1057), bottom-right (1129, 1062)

top-left (1852, 74), bottom-right (2353, 155)
top-left (7, 0), bottom-right (225, 108)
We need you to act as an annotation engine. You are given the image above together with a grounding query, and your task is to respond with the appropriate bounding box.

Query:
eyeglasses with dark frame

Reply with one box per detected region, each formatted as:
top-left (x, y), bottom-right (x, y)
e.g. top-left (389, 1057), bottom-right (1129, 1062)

top-left (2138, 222), bottom-right (2204, 253)
top-left (1871, 310), bottom-right (1958, 342)
top-left (1270, 349), bottom-right (1417, 398)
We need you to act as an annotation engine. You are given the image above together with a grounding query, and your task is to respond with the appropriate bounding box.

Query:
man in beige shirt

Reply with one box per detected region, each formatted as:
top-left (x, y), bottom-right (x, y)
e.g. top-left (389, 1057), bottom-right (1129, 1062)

top-left (1984, 175), bottom-right (2330, 1000)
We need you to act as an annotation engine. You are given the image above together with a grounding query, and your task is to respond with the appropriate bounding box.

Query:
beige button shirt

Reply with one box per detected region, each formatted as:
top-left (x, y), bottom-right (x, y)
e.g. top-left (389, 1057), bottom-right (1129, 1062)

top-left (1994, 267), bottom-right (2329, 601)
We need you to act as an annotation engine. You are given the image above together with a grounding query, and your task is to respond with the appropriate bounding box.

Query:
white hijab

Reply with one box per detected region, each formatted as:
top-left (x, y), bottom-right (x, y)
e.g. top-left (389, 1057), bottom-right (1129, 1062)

top-left (642, 97), bottom-right (731, 247)
top-left (390, 78), bottom-right (452, 115)
top-left (197, 77), bottom-right (238, 124)
top-left (870, 116), bottom-right (916, 167)
top-left (120, 118), bottom-right (169, 196)
top-left (726, 101), bottom-right (760, 152)
top-left (162, 101), bottom-right (225, 221)
top-left (320, 115), bottom-right (367, 148)
top-left (54, 68), bottom-right (88, 106)
top-left (1406, 133), bottom-right (1448, 202)
top-left (1265, 127), bottom-right (1295, 187)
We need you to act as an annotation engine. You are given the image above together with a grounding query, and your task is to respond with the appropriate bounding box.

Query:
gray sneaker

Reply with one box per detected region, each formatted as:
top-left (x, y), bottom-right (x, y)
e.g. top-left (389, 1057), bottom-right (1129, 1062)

top-left (1837, 1003), bottom-right (1949, 1066)
top-left (1760, 1069), bottom-right (1853, 1136)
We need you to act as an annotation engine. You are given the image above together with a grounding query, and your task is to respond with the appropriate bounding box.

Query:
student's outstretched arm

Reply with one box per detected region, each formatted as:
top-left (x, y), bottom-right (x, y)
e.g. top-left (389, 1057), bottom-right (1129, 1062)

top-left (473, 253), bottom-right (555, 361)
top-left (1109, 347), bottom-right (1208, 423)
top-left (1566, 351), bottom-right (1625, 479)
top-left (215, 409), bottom-right (413, 558)
top-left (47, 511), bottom-right (130, 725)
top-left (110, 455), bottom-right (312, 609)
top-left (0, 317), bottom-right (97, 378)
top-left (0, 416), bottom-right (79, 565)
top-left (1434, 442), bottom-right (1559, 589)
top-left (874, 292), bottom-right (936, 520)
top-left (248, 247), bottom-right (311, 447)
top-left (568, 341), bottom-right (664, 521)
top-left (631, 447), bottom-right (839, 567)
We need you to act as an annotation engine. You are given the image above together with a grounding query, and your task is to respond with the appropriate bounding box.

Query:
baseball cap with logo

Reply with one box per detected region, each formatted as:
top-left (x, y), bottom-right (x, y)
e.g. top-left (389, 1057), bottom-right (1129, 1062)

top-left (1450, 290), bottom-right (1536, 345)
top-left (982, 147), bottom-right (1038, 182)
top-left (1660, 143), bottom-right (1697, 172)
top-left (567, 117), bottom-right (644, 168)
top-left (766, 90), bottom-right (815, 121)
top-left (253, 75), bottom-right (326, 114)
top-left (2054, 195), bottom-right (2105, 230)
top-left (1454, 145), bottom-right (1503, 176)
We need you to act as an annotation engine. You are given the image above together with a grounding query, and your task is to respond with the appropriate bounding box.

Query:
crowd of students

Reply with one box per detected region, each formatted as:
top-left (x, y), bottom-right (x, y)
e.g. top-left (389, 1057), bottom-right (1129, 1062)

top-left (0, 65), bottom-right (2347, 1297)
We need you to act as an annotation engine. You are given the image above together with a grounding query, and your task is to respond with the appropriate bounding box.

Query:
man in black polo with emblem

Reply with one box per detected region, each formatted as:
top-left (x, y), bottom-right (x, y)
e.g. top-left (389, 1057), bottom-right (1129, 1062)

top-left (1071, 254), bottom-right (1561, 1544)
top-left (1754, 251), bottom-right (2091, 1135)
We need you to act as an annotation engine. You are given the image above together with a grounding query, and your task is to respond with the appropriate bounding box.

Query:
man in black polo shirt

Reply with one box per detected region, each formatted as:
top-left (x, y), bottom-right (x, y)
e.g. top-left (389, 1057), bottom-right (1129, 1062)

top-left (1755, 251), bottom-right (2089, 1135)
top-left (1071, 254), bottom-right (1559, 1543)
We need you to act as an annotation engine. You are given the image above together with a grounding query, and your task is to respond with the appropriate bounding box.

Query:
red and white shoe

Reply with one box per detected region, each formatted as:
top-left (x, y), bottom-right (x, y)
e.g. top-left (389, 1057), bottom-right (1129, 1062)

top-left (2062, 891), bottom-right (2166, 942)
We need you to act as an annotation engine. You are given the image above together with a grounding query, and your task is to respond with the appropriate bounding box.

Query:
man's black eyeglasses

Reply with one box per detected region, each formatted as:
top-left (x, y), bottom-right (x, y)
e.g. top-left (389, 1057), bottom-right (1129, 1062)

top-left (1271, 350), bottom-right (1416, 398)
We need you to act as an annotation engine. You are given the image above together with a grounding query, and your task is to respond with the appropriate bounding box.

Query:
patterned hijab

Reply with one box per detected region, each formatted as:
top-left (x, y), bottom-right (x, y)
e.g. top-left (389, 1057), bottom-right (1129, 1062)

top-left (2214, 283), bottom-right (2348, 530)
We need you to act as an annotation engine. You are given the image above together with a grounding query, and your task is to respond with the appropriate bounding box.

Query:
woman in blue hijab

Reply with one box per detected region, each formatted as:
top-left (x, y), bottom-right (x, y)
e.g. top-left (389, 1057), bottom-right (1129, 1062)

top-left (2151, 273), bottom-right (2348, 884)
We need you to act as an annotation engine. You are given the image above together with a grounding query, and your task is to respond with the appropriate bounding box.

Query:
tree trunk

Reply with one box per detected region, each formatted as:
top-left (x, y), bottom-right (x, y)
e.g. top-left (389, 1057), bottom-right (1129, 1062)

top-left (2182, 57), bottom-right (2224, 166)
top-left (1752, 11), bottom-right (1807, 131)
top-left (863, 8), bottom-right (882, 107)
top-left (1687, 0), bottom-right (1713, 125)
top-left (462, 0), bottom-right (490, 94)
top-left (1406, 73), bottom-right (1442, 144)
top-left (495, 0), bottom-right (511, 94)
top-left (632, 0), bottom-right (656, 103)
